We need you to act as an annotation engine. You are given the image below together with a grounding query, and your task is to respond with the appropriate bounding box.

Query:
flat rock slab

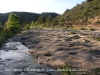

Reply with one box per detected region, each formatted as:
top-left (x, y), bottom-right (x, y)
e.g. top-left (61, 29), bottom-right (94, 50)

top-left (11, 29), bottom-right (100, 74)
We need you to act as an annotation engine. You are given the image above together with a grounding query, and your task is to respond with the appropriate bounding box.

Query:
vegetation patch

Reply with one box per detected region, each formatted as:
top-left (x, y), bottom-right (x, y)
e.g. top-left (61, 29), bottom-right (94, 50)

top-left (70, 31), bottom-right (77, 34)
top-left (61, 64), bottom-right (90, 75)
top-left (93, 37), bottom-right (100, 41)
top-left (88, 28), bottom-right (95, 31)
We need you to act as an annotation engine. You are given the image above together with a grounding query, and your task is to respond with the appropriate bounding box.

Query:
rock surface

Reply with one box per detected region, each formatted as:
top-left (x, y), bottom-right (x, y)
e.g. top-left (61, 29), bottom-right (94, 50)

top-left (1, 28), bottom-right (100, 75)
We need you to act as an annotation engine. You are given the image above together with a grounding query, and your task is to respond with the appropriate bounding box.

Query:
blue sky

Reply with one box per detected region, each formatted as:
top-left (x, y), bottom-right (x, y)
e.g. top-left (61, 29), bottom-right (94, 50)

top-left (0, 0), bottom-right (86, 14)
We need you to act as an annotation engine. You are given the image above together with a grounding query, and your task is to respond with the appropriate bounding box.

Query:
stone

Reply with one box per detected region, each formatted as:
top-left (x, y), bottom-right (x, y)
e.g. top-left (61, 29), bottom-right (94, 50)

top-left (28, 49), bottom-right (34, 54)
top-left (50, 59), bottom-right (66, 67)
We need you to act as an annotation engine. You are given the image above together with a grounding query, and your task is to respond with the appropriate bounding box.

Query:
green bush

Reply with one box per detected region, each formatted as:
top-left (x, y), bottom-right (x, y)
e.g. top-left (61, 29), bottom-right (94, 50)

top-left (93, 37), bottom-right (100, 41)
top-left (0, 30), bottom-right (13, 46)
top-left (24, 24), bottom-right (30, 30)
top-left (89, 28), bottom-right (95, 31)
top-left (70, 31), bottom-right (76, 34)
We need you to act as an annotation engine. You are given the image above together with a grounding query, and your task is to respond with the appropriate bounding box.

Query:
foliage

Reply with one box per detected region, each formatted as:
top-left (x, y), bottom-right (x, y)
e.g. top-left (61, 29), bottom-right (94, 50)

top-left (89, 28), bottom-right (95, 31)
top-left (53, 0), bottom-right (100, 27)
top-left (61, 64), bottom-right (90, 75)
top-left (94, 68), bottom-right (100, 75)
top-left (0, 22), bottom-right (2, 29)
top-left (86, 0), bottom-right (93, 2)
top-left (46, 15), bottom-right (53, 23)
top-left (93, 20), bottom-right (100, 25)
top-left (24, 24), bottom-right (30, 30)
top-left (70, 31), bottom-right (76, 34)
top-left (0, 30), bottom-right (13, 46)
top-left (0, 12), bottom-right (58, 25)
top-left (93, 37), bottom-right (100, 41)
top-left (37, 15), bottom-right (46, 24)
top-left (80, 28), bottom-right (86, 30)
top-left (6, 13), bottom-right (20, 33)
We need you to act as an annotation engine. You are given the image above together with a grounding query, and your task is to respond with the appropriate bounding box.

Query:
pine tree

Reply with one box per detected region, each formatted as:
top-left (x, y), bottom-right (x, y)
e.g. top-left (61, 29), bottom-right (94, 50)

top-left (37, 15), bottom-right (46, 24)
top-left (46, 15), bottom-right (53, 23)
top-left (7, 13), bottom-right (20, 33)
top-left (0, 22), bottom-right (2, 29)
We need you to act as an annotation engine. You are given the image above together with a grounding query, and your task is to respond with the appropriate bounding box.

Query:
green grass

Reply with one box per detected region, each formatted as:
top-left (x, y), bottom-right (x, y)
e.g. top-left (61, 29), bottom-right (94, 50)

top-left (80, 28), bottom-right (86, 30)
top-left (94, 68), bottom-right (100, 75)
top-left (61, 64), bottom-right (90, 75)
top-left (93, 37), bottom-right (100, 41)
top-left (70, 31), bottom-right (77, 34)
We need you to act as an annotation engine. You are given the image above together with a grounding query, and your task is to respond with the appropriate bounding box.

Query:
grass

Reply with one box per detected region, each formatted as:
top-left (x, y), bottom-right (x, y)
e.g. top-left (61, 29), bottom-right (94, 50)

top-left (61, 64), bottom-right (90, 75)
top-left (88, 28), bottom-right (95, 31)
top-left (72, 35), bottom-right (80, 39)
top-left (93, 37), bottom-right (100, 41)
top-left (80, 28), bottom-right (86, 30)
top-left (94, 68), bottom-right (100, 75)
top-left (70, 31), bottom-right (76, 34)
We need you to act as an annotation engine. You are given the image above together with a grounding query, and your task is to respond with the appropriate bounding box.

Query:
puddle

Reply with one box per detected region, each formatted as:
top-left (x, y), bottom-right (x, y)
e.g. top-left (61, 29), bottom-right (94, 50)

top-left (0, 42), bottom-right (35, 62)
top-left (0, 30), bottom-right (72, 75)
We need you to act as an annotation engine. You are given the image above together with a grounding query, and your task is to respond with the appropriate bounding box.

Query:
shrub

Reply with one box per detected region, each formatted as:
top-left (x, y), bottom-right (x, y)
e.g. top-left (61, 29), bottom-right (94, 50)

top-left (80, 28), bottom-right (86, 30)
top-left (70, 31), bottom-right (76, 34)
top-left (0, 30), bottom-right (13, 47)
top-left (93, 37), bottom-right (100, 41)
top-left (89, 28), bottom-right (95, 31)
top-left (94, 20), bottom-right (100, 25)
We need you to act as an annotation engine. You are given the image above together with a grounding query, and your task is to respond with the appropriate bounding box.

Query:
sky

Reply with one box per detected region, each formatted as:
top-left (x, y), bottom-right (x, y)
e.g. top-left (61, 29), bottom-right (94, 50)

top-left (0, 0), bottom-right (86, 14)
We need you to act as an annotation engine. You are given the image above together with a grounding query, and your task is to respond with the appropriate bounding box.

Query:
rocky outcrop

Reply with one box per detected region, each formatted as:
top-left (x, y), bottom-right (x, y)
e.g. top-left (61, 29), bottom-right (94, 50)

top-left (13, 29), bottom-right (100, 74)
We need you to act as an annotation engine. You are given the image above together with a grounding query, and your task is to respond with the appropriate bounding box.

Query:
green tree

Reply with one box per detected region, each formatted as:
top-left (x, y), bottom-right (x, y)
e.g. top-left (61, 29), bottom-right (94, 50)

top-left (24, 24), bottom-right (30, 30)
top-left (37, 15), bottom-right (46, 24)
top-left (86, 0), bottom-right (92, 2)
top-left (46, 15), bottom-right (53, 27)
top-left (46, 15), bottom-right (53, 23)
top-left (6, 13), bottom-right (20, 33)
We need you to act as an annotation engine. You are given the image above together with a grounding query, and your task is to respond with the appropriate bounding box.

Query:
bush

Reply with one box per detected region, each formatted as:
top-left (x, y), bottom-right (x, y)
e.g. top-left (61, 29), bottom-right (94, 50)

top-left (70, 31), bottom-right (76, 34)
top-left (0, 30), bottom-right (13, 47)
top-left (89, 28), bottom-right (95, 31)
top-left (24, 24), bottom-right (30, 30)
top-left (80, 28), bottom-right (86, 30)
top-left (94, 20), bottom-right (100, 25)
top-left (93, 37), bottom-right (100, 41)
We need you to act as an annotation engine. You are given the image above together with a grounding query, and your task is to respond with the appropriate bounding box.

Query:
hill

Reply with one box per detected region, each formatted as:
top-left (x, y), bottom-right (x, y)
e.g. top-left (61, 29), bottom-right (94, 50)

top-left (0, 12), bottom-right (58, 25)
top-left (53, 0), bottom-right (100, 28)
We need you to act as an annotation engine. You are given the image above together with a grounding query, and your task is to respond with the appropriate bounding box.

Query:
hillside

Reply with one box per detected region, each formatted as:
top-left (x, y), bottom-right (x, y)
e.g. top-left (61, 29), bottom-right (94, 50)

top-left (53, 0), bottom-right (100, 28)
top-left (0, 12), bottom-right (58, 25)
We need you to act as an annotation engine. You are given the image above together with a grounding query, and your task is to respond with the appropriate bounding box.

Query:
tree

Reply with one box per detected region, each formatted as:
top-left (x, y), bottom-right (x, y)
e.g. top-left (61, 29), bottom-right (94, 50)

top-left (46, 15), bottom-right (53, 23)
top-left (6, 13), bottom-right (20, 33)
top-left (37, 15), bottom-right (46, 24)
top-left (86, 0), bottom-right (92, 2)
top-left (24, 24), bottom-right (30, 30)
top-left (46, 15), bottom-right (53, 27)
top-left (0, 22), bottom-right (2, 29)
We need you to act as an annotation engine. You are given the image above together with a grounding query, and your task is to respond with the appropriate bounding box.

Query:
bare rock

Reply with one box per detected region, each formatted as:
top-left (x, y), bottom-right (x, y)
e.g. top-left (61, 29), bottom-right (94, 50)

top-left (50, 59), bottom-right (66, 67)
top-left (28, 49), bottom-right (34, 54)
